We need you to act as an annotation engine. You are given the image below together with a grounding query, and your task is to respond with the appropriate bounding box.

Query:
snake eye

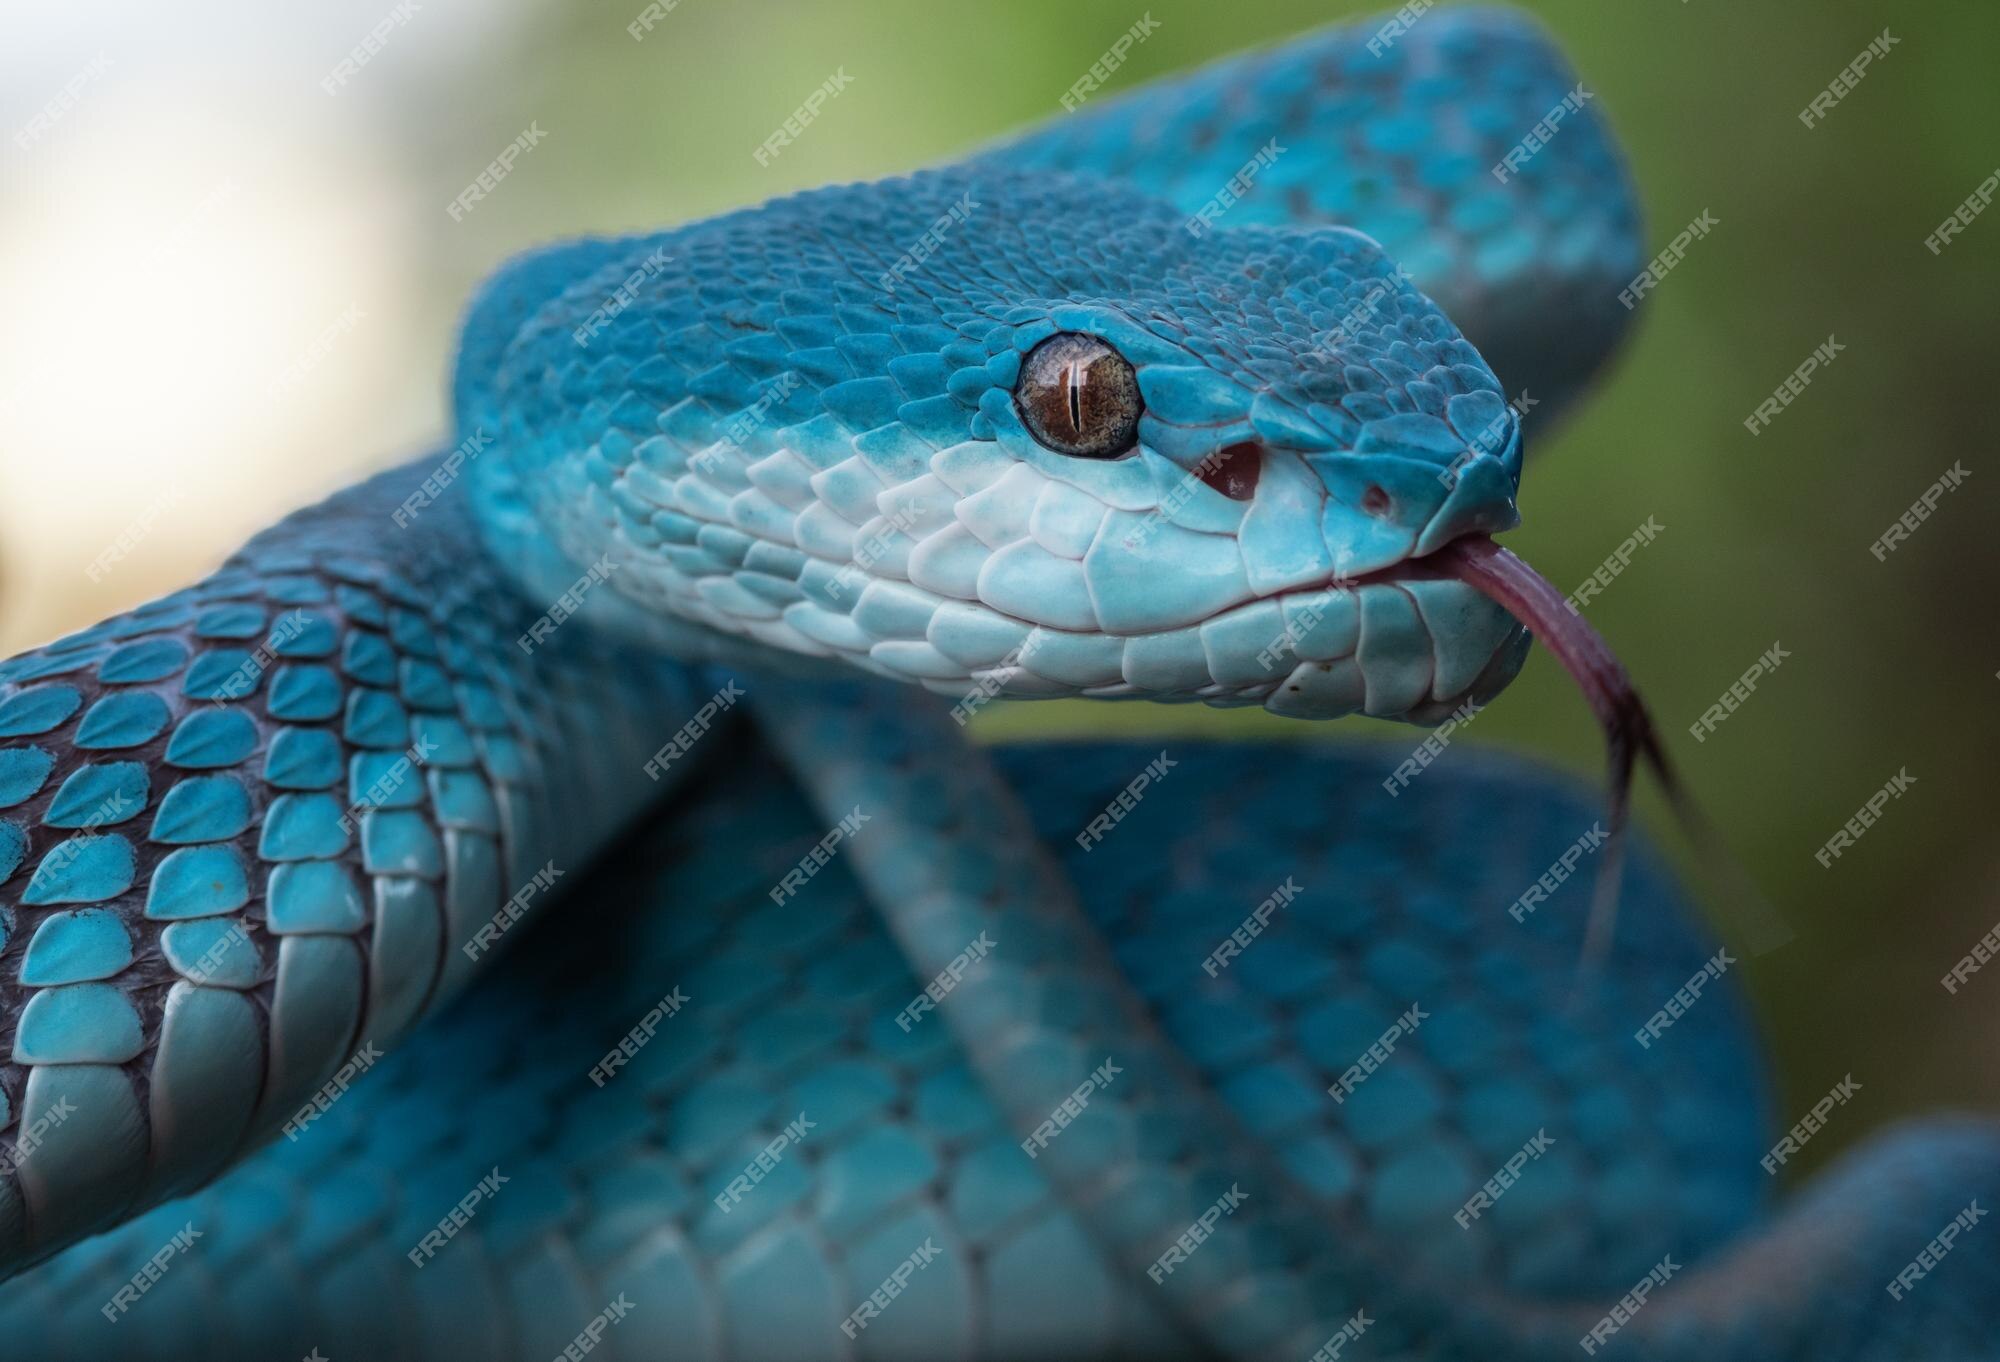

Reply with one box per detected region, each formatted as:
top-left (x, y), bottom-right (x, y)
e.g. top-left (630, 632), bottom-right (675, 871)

top-left (1014, 333), bottom-right (1143, 458)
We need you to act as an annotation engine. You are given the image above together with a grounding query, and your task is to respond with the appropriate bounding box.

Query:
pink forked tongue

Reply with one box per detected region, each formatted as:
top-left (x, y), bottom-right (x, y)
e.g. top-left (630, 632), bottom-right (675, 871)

top-left (1434, 536), bottom-right (1734, 970)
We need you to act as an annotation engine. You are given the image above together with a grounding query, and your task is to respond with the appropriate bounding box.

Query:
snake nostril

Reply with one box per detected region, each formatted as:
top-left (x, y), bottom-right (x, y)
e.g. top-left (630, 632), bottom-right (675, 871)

top-left (1196, 442), bottom-right (1262, 501)
top-left (1361, 485), bottom-right (1392, 517)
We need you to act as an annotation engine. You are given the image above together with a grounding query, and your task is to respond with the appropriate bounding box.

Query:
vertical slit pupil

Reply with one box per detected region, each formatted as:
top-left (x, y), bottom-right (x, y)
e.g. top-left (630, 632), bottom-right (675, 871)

top-left (1013, 332), bottom-right (1142, 458)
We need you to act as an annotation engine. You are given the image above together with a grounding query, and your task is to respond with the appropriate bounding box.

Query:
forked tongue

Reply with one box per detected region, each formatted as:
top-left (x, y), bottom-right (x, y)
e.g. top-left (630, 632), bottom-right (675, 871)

top-left (1433, 536), bottom-right (1756, 971)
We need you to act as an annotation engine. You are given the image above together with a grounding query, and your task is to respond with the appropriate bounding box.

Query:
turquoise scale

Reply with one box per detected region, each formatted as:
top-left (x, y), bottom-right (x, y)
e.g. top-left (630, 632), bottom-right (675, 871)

top-left (0, 750), bottom-right (54, 809)
top-left (43, 763), bottom-right (148, 828)
top-left (97, 638), bottom-right (190, 685)
top-left (0, 687), bottom-right (82, 738)
top-left (158, 919), bottom-right (262, 988)
top-left (264, 727), bottom-right (344, 789)
top-left (163, 708), bottom-right (259, 768)
top-left (269, 664), bottom-right (344, 722)
top-left (72, 693), bottom-right (170, 750)
top-left (147, 845), bottom-right (251, 920)
top-left (150, 774), bottom-right (253, 844)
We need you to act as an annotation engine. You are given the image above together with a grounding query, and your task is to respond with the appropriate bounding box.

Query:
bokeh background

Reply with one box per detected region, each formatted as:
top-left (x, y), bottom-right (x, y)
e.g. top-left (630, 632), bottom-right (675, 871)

top-left (3, 0), bottom-right (1995, 1174)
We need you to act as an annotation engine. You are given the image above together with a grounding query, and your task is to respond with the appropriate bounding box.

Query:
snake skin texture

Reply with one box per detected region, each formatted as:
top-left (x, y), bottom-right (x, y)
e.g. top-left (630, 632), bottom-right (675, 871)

top-left (983, 5), bottom-right (1643, 430)
top-left (1, 5), bottom-right (1996, 1358)
top-left (0, 738), bottom-right (1769, 1359)
top-left (0, 470), bottom-right (696, 1274)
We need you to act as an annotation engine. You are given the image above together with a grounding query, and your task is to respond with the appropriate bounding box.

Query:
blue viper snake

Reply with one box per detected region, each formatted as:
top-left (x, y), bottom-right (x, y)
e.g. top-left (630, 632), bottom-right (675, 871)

top-left (0, 6), bottom-right (1992, 1358)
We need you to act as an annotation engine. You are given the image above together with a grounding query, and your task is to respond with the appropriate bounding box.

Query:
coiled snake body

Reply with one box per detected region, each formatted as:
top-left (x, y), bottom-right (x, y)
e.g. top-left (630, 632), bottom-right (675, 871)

top-left (0, 8), bottom-right (1992, 1358)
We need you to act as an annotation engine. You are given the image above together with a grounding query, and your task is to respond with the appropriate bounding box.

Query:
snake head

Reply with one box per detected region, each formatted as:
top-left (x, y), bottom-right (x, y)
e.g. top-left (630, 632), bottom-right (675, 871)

top-left (472, 167), bottom-right (1532, 724)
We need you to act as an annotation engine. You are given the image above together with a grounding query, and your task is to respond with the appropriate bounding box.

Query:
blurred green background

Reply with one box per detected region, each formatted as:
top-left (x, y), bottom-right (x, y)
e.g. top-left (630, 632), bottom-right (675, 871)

top-left (3, 0), bottom-right (1995, 1172)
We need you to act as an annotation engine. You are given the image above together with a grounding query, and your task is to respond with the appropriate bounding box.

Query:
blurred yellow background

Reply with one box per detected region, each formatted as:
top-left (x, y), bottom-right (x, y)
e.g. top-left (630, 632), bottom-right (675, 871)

top-left (4, 0), bottom-right (1996, 1167)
